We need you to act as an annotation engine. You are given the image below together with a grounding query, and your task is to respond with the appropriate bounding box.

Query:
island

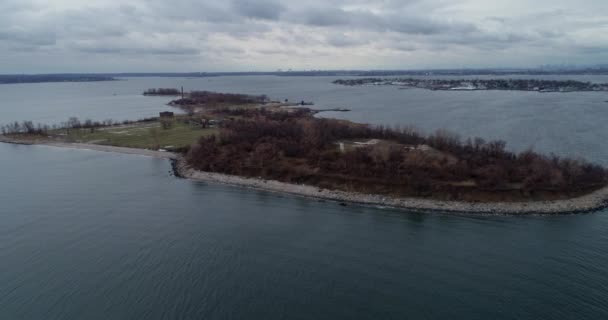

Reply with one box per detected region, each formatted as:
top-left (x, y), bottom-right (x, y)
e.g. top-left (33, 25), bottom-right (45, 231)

top-left (333, 78), bottom-right (608, 92)
top-left (2, 89), bottom-right (607, 215)
top-left (0, 74), bottom-right (116, 84)
top-left (143, 88), bottom-right (183, 96)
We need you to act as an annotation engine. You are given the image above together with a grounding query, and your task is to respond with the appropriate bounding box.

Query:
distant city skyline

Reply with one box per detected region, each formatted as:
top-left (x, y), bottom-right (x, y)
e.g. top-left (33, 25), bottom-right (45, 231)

top-left (1, 0), bottom-right (607, 73)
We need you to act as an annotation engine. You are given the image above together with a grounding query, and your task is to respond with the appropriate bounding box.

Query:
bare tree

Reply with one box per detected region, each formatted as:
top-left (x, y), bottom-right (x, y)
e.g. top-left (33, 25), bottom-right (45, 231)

top-left (67, 117), bottom-right (81, 129)
top-left (149, 128), bottom-right (161, 150)
top-left (160, 118), bottom-right (173, 130)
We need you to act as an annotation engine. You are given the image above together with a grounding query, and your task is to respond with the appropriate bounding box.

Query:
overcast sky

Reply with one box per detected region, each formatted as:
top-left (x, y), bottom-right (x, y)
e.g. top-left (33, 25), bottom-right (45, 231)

top-left (1, 0), bottom-right (607, 73)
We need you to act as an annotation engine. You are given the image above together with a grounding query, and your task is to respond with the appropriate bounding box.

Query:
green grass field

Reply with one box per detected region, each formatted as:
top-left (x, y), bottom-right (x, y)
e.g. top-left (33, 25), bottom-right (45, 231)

top-left (63, 121), bottom-right (217, 150)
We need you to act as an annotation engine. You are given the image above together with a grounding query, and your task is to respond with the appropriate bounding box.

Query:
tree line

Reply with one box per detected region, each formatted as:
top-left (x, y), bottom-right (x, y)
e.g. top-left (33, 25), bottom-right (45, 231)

top-left (186, 110), bottom-right (607, 200)
top-left (143, 88), bottom-right (181, 95)
top-left (1, 117), bottom-right (158, 136)
top-left (171, 91), bottom-right (269, 106)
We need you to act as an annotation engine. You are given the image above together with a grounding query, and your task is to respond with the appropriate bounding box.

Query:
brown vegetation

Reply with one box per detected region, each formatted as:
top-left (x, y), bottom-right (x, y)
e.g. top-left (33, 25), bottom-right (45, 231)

top-left (143, 88), bottom-right (181, 95)
top-left (171, 91), bottom-right (268, 106)
top-left (186, 109), bottom-right (608, 202)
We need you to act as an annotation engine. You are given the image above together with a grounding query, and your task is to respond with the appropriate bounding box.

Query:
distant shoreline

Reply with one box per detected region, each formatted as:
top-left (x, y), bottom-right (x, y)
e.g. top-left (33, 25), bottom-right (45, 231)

top-left (0, 75), bottom-right (116, 85)
top-left (3, 68), bottom-right (608, 79)
top-left (2, 137), bottom-right (607, 215)
top-left (333, 78), bottom-right (608, 92)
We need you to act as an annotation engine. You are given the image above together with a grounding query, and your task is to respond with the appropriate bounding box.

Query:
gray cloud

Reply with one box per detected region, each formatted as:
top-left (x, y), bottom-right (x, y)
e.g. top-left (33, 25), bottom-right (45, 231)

top-left (290, 7), bottom-right (477, 35)
top-left (0, 29), bottom-right (56, 46)
top-left (75, 46), bottom-right (200, 56)
top-left (0, 0), bottom-right (607, 72)
top-left (390, 42), bottom-right (418, 52)
top-left (578, 46), bottom-right (608, 54)
top-left (297, 8), bottom-right (352, 26)
top-left (232, 0), bottom-right (285, 20)
top-left (148, 0), bottom-right (236, 23)
top-left (326, 33), bottom-right (369, 47)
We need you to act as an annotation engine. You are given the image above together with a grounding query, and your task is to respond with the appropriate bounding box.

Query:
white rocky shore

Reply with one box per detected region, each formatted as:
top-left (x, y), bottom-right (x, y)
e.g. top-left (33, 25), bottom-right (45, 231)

top-left (173, 157), bottom-right (608, 215)
top-left (2, 137), bottom-right (607, 215)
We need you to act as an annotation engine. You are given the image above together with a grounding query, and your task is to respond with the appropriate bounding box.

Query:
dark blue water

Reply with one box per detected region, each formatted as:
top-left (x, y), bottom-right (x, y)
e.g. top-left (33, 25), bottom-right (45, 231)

top-left (2, 76), bottom-right (608, 319)
top-left (1, 143), bottom-right (608, 319)
top-left (0, 80), bottom-right (175, 125)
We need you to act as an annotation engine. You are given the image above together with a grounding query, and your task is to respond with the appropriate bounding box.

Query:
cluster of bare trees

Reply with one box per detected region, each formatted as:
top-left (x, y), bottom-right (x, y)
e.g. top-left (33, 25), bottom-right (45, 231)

top-left (171, 91), bottom-right (268, 107)
top-left (1, 117), bottom-right (159, 136)
top-left (186, 110), bottom-right (607, 200)
top-left (143, 88), bottom-right (181, 96)
top-left (1, 121), bottom-right (50, 135)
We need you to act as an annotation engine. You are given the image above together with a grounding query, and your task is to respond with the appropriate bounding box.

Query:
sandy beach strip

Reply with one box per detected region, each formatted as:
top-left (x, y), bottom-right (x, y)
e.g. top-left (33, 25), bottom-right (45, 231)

top-left (0, 136), bottom-right (177, 159)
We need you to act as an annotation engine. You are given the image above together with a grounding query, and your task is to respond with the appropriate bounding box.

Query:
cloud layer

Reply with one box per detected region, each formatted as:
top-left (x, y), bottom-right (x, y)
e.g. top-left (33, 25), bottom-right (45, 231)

top-left (1, 0), bottom-right (607, 72)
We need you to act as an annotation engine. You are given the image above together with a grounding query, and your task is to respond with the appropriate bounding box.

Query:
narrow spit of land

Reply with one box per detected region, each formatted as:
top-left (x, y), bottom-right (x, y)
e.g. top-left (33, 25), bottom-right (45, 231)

top-left (0, 136), bottom-right (177, 159)
top-left (2, 89), bottom-right (608, 215)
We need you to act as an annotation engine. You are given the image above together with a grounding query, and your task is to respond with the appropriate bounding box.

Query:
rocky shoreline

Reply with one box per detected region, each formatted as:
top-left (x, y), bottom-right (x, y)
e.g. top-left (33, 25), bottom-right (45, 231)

top-left (2, 137), bottom-right (607, 215)
top-left (172, 157), bottom-right (608, 215)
